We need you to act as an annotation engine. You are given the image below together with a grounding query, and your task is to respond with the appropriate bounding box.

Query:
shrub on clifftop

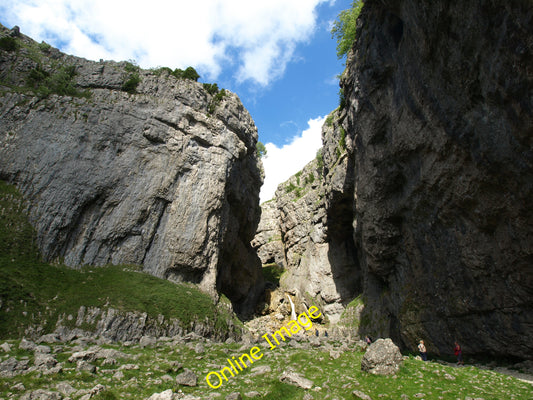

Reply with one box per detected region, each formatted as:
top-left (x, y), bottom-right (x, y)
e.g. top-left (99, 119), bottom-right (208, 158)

top-left (331, 0), bottom-right (363, 59)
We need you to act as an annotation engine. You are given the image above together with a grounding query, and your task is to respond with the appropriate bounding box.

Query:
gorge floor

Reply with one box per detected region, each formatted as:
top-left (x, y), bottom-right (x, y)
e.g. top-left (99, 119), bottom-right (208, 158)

top-left (0, 335), bottom-right (531, 400)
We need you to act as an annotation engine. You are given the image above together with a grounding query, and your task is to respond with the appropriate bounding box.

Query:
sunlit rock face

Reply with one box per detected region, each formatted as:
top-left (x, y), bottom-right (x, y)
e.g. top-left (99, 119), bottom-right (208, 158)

top-left (0, 24), bottom-right (264, 316)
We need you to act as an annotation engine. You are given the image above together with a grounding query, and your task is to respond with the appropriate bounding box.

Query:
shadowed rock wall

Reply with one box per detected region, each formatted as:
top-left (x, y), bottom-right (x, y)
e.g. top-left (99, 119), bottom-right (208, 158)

top-left (344, 0), bottom-right (533, 359)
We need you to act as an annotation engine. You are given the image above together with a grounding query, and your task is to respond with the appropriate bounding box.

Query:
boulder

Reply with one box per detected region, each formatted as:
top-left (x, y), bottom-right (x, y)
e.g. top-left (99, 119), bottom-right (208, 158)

top-left (352, 391), bottom-right (373, 400)
top-left (147, 389), bottom-right (175, 400)
top-left (175, 369), bottom-right (197, 386)
top-left (33, 353), bottom-right (58, 369)
top-left (361, 338), bottom-right (403, 375)
top-left (76, 360), bottom-right (96, 373)
top-left (56, 382), bottom-right (76, 396)
top-left (19, 339), bottom-right (37, 351)
top-left (0, 342), bottom-right (12, 352)
top-left (139, 336), bottom-right (157, 348)
top-left (279, 370), bottom-right (314, 389)
top-left (20, 390), bottom-right (62, 400)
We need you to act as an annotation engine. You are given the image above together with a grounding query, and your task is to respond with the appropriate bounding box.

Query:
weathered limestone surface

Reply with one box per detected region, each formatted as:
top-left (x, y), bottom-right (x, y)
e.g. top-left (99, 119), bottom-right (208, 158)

top-left (251, 200), bottom-right (285, 267)
top-left (344, 0), bottom-right (533, 358)
top-left (253, 123), bottom-right (361, 323)
top-left (252, 0), bottom-right (533, 360)
top-left (0, 25), bottom-right (263, 315)
top-left (361, 338), bottom-right (403, 376)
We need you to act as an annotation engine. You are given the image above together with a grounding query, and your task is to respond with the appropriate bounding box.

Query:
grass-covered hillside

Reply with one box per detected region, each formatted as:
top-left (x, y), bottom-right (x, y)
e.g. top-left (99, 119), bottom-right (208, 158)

top-left (0, 180), bottom-right (240, 340)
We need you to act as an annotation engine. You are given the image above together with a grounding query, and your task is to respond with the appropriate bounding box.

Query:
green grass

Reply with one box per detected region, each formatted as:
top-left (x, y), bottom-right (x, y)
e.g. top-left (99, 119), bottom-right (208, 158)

top-left (208, 88), bottom-right (227, 114)
top-left (0, 339), bottom-right (529, 399)
top-left (0, 180), bottom-right (239, 339)
top-left (262, 264), bottom-right (285, 286)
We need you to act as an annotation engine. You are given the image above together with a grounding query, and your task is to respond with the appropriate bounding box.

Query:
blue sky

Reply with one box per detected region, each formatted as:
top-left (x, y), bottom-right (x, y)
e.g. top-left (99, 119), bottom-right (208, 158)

top-left (0, 0), bottom-right (352, 201)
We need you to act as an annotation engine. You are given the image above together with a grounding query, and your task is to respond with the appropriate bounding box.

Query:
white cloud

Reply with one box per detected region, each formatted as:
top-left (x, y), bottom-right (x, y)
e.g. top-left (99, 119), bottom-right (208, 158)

top-left (0, 0), bottom-right (329, 86)
top-left (260, 116), bottom-right (325, 202)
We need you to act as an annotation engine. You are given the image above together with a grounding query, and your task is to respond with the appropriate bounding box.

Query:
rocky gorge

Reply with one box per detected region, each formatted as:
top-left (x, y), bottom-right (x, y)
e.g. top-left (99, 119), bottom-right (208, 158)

top-left (253, 0), bottom-right (533, 361)
top-left (0, 1), bottom-right (532, 388)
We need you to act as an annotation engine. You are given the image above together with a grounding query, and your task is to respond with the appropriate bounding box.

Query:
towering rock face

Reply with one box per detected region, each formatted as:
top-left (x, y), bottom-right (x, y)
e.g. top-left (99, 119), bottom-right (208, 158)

top-left (343, 1), bottom-right (533, 358)
top-left (0, 25), bottom-right (263, 316)
top-left (251, 200), bottom-right (285, 268)
top-left (253, 112), bottom-right (361, 323)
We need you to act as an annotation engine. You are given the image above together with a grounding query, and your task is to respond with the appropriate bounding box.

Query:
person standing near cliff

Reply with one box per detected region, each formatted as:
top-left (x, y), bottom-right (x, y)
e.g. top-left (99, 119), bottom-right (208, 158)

top-left (454, 341), bottom-right (464, 365)
top-left (418, 340), bottom-right (428, 361)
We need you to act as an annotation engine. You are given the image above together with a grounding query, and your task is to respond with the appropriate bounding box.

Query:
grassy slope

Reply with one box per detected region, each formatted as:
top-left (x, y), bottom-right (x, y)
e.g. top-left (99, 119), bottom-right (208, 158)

top-left (0, 180), bottom-right (238, 338)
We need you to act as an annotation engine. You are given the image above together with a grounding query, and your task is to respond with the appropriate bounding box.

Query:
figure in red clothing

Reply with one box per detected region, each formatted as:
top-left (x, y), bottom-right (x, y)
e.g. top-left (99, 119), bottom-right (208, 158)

top-left (454, 341), bottom-right (464, 365)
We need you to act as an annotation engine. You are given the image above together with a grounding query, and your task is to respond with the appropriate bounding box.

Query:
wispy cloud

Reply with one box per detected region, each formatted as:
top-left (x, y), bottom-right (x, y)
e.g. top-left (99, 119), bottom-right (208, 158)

top-left (0, 0), bottom-right (329, 87)
top-left (260, 116), bottom-right (325, 202)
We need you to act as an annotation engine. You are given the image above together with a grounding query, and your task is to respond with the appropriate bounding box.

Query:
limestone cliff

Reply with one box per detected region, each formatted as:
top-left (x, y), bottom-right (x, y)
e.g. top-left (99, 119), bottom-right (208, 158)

top-left (253, 114), bottom-right (360, 323)
top-left (253, 0), bottom-right (532, 360)
top-left (343, 0), bottom-right (533, 359)
top-left (0, 25), bottom-right (263, 316)
top-left (251, 199), bottom-right (285, 268)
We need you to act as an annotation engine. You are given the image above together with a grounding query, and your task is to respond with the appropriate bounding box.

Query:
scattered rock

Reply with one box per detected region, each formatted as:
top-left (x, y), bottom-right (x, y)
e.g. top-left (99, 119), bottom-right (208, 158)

top-left (225, 393), bottom-right (242, 400)
top-left (244, 392), bottom-right (260, 398)
top-left (34, 353), bottom-right (57, 369)
top-left (113, 370), bottom-right (125, 379)
top-left (69, 349), bottom-right (97, 363)
top-left (140, 336), bottom-right (157, 348)
top-left (250, 365), bottom-right (271, 376)
top-left (361, 338), bottom-right (403, 376)
top-left (13, 382), bottom-right (26, 391)
top-left (20, 389), bottom-right (62, 399)
top-left (43, 364), bottom-right (63, 375)
top-left (90, 384), bottom-right (106, 396)
top-left (352, 390), bottom-right (373, 400)
top-left (35, 345), bottom-right (52, 354)
top-left (444, 373), bottom-right (456, 380)
top-left (329, 350), bottom-right (341, 359)
top-left (0, 342), bottom-right (12, 352)
top-left (194, 343), bottom-right (205, 354)
top-left (76, 360), bottom-right (96, 373)
top-left (170, 361), bottom-right (184, 371)
top-left (101, 358), bottom-right (117, 366)
top-left (120, 363), bottom-right (140, 370)
top-left (56, 382), bottom-right (76, 396)
top-left (175, 368), bottom-right (197, 386)
top-left (147, 389), bottom-right (175, 400)
top-left (19, 339), bottom-right (37, 351)
top-left (0, 357), bottom-right (29, 376)
top-left (279, 370), bottom-right (313, 389)
top-left (38, 334), bottom-right (60, 344)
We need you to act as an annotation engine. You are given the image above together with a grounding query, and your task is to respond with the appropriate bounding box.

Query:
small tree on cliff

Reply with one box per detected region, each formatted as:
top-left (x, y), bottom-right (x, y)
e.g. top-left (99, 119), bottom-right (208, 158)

top-left (331, 0), bottom-right (364, 59)
top-left (256, 141), bottom-right (267, 158)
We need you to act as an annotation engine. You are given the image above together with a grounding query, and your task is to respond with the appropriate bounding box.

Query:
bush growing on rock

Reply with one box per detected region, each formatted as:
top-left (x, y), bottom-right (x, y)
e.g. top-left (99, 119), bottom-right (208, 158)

top-left (331, 0), bottom-right (363, 59)
top-left (0, 36), bottom-right (18, 52)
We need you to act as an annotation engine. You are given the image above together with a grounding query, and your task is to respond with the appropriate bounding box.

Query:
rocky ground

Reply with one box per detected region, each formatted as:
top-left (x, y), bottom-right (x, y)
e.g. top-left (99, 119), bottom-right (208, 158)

top-left (0, 332), bottom-right (531, 400)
